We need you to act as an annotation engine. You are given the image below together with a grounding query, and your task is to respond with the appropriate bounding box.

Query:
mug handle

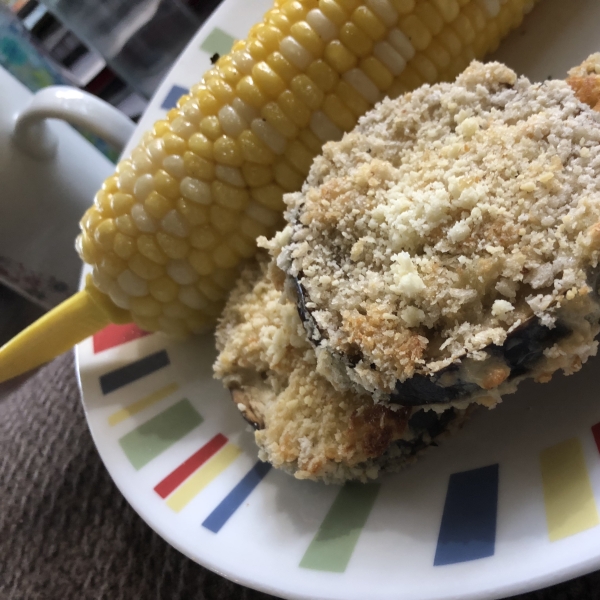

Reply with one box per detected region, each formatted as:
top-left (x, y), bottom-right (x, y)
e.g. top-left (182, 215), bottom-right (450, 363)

top-left (12, 85), bottom-right (135, 160)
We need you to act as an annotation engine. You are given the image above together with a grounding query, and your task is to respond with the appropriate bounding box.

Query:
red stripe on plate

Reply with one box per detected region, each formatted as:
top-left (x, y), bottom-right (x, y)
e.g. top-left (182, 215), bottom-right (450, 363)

top-left (93, 323), bottom-right (150, 353)
top-left (154, 433), bottom-right (228, 499)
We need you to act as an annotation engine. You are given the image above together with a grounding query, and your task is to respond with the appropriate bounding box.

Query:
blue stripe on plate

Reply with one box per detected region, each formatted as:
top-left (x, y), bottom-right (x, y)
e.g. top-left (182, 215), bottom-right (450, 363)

top-left (161, 85), bottom-right (189, 110)
top-left (434, 464), bottom-right (499, 566)
top-left (100, 350), bottom-right (170, 394)
top-left (202, 461), bottom-right (271, 533)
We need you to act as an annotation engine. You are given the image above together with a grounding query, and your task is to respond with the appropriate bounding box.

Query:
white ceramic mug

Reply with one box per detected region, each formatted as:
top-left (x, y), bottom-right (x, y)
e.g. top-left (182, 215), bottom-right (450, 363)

top-left (0, 66), bottom-right (134, 308)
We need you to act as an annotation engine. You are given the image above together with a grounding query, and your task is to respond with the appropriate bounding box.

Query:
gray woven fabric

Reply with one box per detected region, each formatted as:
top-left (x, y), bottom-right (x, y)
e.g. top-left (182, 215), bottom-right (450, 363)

top-left (1, 352), bottom-right (599, 600)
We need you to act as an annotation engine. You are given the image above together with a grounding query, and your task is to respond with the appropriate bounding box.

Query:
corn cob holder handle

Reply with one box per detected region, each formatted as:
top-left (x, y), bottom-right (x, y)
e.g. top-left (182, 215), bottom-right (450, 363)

top-left (0, 0), bottom-right (538, 383)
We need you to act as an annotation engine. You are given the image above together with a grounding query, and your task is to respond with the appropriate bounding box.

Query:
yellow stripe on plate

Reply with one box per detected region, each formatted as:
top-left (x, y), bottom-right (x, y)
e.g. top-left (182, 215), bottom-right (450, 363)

top-left (540, 438), bottom-right (599, 542)
top-left (166, 443), bottom-right (242, 513)
top-left (108, 382), bottom-right (179, 426)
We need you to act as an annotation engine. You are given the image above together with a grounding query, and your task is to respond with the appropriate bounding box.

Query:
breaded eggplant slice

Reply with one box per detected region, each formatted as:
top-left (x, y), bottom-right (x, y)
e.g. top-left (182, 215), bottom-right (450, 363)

top-left (214, 255), bottom-right (469, 484)
top-left (274, 57), bottom-right (600, 410)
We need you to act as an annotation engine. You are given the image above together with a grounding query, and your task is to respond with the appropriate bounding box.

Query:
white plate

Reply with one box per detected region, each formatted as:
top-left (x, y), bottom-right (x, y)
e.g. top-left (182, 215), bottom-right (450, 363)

top-left (77, 1), bottom-right (600, 598)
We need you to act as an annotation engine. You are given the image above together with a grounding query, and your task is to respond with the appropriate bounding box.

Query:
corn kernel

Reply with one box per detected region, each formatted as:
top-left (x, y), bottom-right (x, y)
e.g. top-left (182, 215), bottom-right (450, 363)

top-left (437, 27), bottom-right (462, 57)
top-left (298, 128), bottom-right (323, 154)
top-left (281, 0), bottom-right (308, 22)
top-left (112, 233), bottom-right (136, 260)
top-left (162, 155), bottom-right (185, 180)
top-left (251, 182), bottom-right (286, 211)
top-left (111, 192), bottom-right (135, 216)
top-left (267, 9), bottom-right (291, 33)
top-left (196, 277), bottom-right (226, 302)
top-left (170, 117), bottom-right (196, 140)
top-left (373, 40), bottom-right (406, 76)
top-left (386, 78), bottom-right (408, 99)
top-left (227, 233), bottom-right (256, 258)
top-left (179, 286), bottom-right (209, 311)
top-left (213, 135), bottom-right (244, 166)
top-left (410, 53), bottom-right (437, 83)
top-left (189, 249), bottom-right (214, 275)
top-left (161, 209), bottom-right (190, 238)
top-left (118, 167), bottom-right (137, 194)
top-left (79, 233), bottom-right (98, 264)
top-left (431, 0), bottom-right (458, 22)
top-left (212, 181), bottom-right (250, 210)
top-left (396, 64), bottom-right (422, 90)
top-left (205, 76), bottom-right (234, 104)
top-left (352, 6), bottom-right (386, 40)
top-left (163, 301), bottom-right (195, 320)
top-left (463, 2), bottom-right (486, 31)
top-left (451, 13), bottom-right (475, 44)
top-left (343, 68), bottom-right (381, 104)
top-left (252, 62), bottom-right (287, 98)
top-left (144, 191), bottom-right (172, 220)
top-left (306, 60), bottom-right (339, 92)
top-left (131, 147), bottom-right (153, 173)
top-left (180, 99), bottom-right (202, 124)
top-left (129, 296), bottom-right (162, 317)
top-left (218, 105), bottom-right (247, 138)
top-left (339, 22), bottom-right (373, 58)
top-left (280, 36), bottom-right (313, 70)
top-left (251, 119), bottom-right (287, 154)
top-left (115, 215), bottom-right (138, 237)
top-left (242, 162), bottom-right (274, 187)
top-left (325, 40), bottom-right (358, 73)
top-left (137, 235), bottom-right (168, 265)
top-left (266, 51), bottom-right (299, 83)
top-left (414, 1), bottom-right (443, 36)
top-left (149, 277), bottom-right (179, 303)
top-left (166, 260), bottom-right (198, 285)
top-left (100, 254), bottom-right (127, 278)
top-left (157, 317), bottom-right (188, 339)
top-left (399, 14), bottom-right (431, 50)
top-left (211, 205), bottom-right (239, 234)
top-left (387, 27), bottom-right (415, 61)
top-left (118, 269), bottom-right (148, 297)
top-left (102, 175), bottom-right (119, 193)
top-left (129, 253), bottom-right (165, 279)
top-left (153, 120), bottom-right (171, 137)
top-left (214, 166), bottom-right (244, 189)
top-left (319, 0), bottom-right (348, 26)
top-left (177, 198), bottom-right (209, 226)
top-left (425, 40), bottom-right (450, 71)
top-left (247, 38), bottom-right (269, 62)
top-left (212, 244), bottom-right (239, 269)
top-left (240, 216), bottom-right (270, 240)
top-left (290, 74), bottom-right (324, 110)
top-left (290, 21), bottom-right (324, 56)
top-left (190, 225), bottom-right (219, 250)
top-left (162, 133), bottom-right (186, 156)
top-left (166, 108), bottom-right (179, 122)
top-left (184, 152), bottom-right (215, 181)
top-left (277, 90), bottom-right (312, 128)
top-left (262, 102), bottom-right (299, 139)
top-left (334, 80), bottom-right (370, 117)
top-left (156, 231), bottom-right (190, 259)
top-left (236, 75), bottom-right (268, 109)
top-left (360, 56), bottom-right (393, 90)
top-left (146, 139), bottom-right (166, 165)
top-left (193, 87), bottom-right (219, 115)
top-left (336, 0), bottom-right (361, 12)
top-left (322, 93), bottom-right (357, 130)
top-left (306, 8), bottom-right (338, 42)
top-left (273, 159), bottom-right (305, 191)
top-left (95, 219), bottom-right (117, 251)
top-left (199, 116), bottom-right (223, 141)
top-left (218, 63), bottom-right (242, 87)
top-left (212, 267), bottom-right (239, 289)
top-left (285, 139), bottom-right (315, 174)
top-left (253, 24), bottom-right (283, 54)
top-left (153, 170), bottom-right (180, 200)
top-left (239, 130), bottom-right (276, 165)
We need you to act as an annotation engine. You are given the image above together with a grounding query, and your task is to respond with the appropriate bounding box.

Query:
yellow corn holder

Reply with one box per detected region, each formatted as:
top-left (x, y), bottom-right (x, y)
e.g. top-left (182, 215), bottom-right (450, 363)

top-left (0, 0), bottom-right (538, 383)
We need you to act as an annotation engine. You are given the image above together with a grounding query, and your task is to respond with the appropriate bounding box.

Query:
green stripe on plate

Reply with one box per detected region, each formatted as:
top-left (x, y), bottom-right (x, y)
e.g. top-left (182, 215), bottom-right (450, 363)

top-left (119, 399), bottom-right (202, 470)
top-left (200, 27), bottom-right (235, 57)
top-left (300, 483), bottom-right (380, 573)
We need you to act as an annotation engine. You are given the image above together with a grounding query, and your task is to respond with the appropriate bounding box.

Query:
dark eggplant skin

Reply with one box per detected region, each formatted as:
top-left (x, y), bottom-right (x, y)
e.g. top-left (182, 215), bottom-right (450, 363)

top-left (396, 408), bottom-right (459, 456)
top-left (292, 274), bottom-right (575, 407)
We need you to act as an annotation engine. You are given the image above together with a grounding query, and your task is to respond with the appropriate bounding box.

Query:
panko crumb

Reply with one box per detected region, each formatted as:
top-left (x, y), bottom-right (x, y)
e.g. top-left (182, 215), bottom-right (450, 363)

top-left (277, 59), bottom-right (600, 397)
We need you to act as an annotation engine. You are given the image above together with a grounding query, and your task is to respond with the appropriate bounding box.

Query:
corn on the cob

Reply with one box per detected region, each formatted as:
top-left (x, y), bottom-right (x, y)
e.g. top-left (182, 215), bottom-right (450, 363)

top-left (76, 0), bottom-right (538, 337)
